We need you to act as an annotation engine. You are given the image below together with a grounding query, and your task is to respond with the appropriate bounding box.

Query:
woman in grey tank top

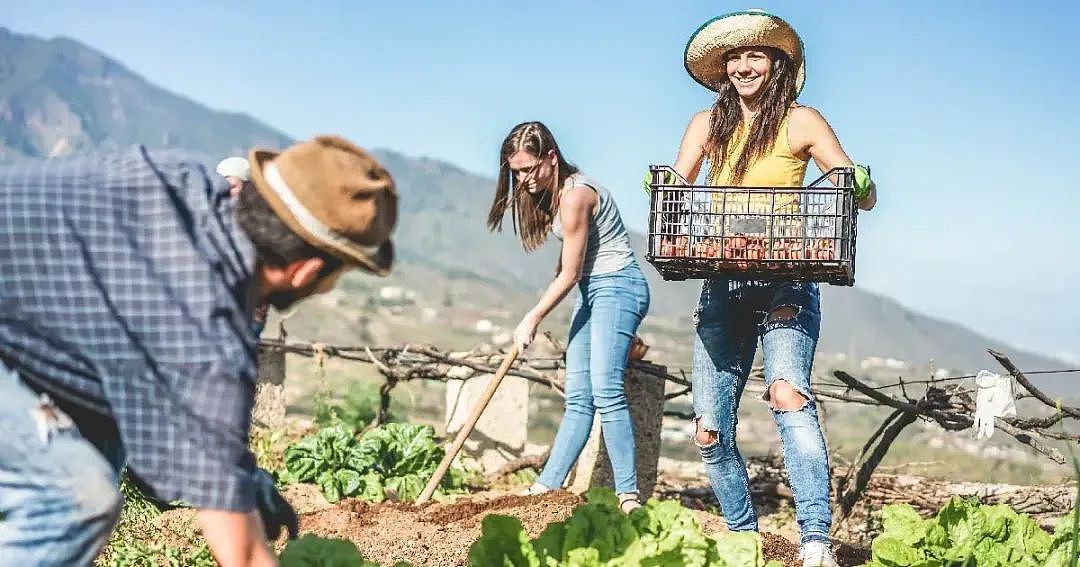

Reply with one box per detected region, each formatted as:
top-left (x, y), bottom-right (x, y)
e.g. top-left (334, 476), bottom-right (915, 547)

top-left (486, 121), bottom-right (650, 512)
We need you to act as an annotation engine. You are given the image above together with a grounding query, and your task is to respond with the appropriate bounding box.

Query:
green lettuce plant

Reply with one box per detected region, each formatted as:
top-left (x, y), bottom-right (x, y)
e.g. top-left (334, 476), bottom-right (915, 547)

top-left (864, 497), bottom-right (1077, 567)
top-left (468, 488), bottom-right (782, 566)
top-left (282, 423), bottom-right (464, 503)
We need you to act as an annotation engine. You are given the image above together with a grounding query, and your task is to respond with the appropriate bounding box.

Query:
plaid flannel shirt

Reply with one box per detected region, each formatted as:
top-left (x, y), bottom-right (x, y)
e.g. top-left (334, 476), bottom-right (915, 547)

top-left (0, 146), bottom-right (260, 512)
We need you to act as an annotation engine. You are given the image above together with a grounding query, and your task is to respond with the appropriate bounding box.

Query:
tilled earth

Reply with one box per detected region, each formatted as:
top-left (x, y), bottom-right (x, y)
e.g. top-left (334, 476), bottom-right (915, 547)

top-left (295, 489), bottom-right (870, 567)
top-left (298, 491), bottom-right (579, 567)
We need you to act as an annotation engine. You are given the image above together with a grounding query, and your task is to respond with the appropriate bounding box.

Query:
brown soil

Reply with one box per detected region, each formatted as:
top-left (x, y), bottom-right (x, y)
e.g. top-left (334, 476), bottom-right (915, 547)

top-left (835, 544), bottom-right (872, 567)
top-left (296, 490), bottom-right (874, 567)
top-left (761, 531), bottom-right (801, 565)
top-left (151, 508), bottom-right (200, 549)
top-left (282, 482), bottom-right (333, 515)
top-left (299, 491), bottom-right (583, 567)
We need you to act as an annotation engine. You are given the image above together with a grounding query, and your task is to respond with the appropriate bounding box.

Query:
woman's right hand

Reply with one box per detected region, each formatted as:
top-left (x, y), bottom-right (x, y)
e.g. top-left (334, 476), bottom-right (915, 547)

top-left (513, 314), bottom-right (540, 353)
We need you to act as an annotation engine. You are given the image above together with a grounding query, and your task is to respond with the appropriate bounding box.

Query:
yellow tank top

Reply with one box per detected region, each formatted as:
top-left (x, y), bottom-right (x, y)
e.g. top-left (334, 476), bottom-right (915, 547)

top-left (707, 112), bottom-right (808, 215)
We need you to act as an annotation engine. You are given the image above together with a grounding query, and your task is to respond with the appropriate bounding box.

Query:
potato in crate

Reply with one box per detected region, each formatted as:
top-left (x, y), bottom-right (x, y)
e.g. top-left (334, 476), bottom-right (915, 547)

top-left (645, 165), bottom-right (858, 285)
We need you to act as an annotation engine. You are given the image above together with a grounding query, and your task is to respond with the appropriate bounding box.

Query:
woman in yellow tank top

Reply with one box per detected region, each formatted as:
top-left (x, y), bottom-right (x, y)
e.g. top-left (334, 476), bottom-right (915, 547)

top-left (708, 111), bottom-right (806, 215)
top-left (671, 10), bottom-right (877, 567)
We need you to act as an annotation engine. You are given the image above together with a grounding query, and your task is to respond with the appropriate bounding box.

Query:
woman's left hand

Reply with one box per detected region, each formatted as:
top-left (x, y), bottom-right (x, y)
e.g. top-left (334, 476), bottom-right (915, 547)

top-left (513, 314), bottom-right (540, 352)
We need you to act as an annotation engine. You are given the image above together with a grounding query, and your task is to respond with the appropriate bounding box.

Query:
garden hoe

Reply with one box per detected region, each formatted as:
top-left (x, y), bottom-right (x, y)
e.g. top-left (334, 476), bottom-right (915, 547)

top-left (416, 344), bottom-right (520, 504)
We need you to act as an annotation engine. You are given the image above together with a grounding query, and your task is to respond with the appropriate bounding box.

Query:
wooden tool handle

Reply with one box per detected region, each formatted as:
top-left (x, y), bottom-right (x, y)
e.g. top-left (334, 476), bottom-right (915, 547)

top-left (415, 345), bottom-right (520, 504)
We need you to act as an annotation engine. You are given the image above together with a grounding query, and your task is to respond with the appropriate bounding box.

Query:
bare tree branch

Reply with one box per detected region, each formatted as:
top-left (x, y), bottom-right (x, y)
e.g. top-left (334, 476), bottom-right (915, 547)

top-left (989, 349), bottom-right (1080, 419)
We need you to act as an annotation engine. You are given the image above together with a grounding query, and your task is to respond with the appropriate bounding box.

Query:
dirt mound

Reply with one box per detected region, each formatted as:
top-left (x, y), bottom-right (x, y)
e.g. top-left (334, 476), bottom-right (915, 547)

top-left (299, 491), bottom-right (584, 567)
top-left (761, 532), bottom-right (801, 565)
top-left (419, 491), bottom-right (583, 526)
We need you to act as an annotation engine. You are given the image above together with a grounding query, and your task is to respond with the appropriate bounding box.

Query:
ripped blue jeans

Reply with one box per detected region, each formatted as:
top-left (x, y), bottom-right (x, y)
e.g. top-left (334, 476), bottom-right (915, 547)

top-left (0, 363), bottom-right (123, 566)
top-left (691, 280), bottom-right (830, 546)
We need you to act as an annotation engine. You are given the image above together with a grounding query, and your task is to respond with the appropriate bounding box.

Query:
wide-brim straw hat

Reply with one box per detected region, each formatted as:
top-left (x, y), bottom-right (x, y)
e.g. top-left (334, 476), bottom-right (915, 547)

top-left (684, 9), bottom-right (805, 95)
top-left (249, 135), bottom-right (397, 276)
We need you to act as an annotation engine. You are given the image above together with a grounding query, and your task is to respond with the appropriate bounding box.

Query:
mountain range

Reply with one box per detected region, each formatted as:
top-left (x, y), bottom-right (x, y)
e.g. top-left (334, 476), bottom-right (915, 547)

top-left (1, 26), bottom-right (1072, 397)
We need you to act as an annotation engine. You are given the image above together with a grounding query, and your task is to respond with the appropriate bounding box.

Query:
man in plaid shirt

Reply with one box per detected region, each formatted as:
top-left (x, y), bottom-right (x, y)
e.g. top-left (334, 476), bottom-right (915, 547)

top-left (0, 135), bottom-right (397, 566)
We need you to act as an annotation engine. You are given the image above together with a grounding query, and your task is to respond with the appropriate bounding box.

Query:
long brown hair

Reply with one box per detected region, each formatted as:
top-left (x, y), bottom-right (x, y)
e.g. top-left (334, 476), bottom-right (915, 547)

top-left (706, 47), bottom-right (798, 184)
top-left (486, 121), bottom-right (579, 252)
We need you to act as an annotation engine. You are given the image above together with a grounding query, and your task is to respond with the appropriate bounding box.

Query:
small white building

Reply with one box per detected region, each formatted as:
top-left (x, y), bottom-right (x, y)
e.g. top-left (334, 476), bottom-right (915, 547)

top-left (859, 356), bottom-right (909, 370)
top-left (377, 286), bottom-right (417, 306)
top-left (379, 286), bottom-right (404, 300)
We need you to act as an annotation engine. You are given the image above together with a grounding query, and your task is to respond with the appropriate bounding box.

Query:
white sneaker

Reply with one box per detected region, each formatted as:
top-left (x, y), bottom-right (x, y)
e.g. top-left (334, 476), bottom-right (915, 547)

top-left (799, 541), bottom-right (839, 567)
top-left (517, 482), bottom-right (552, 497)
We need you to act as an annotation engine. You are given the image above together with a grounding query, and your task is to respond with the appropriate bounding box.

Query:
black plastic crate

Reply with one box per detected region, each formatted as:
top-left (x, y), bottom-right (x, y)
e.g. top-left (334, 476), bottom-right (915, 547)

top-left (645, 165), bottom-right (859, 286)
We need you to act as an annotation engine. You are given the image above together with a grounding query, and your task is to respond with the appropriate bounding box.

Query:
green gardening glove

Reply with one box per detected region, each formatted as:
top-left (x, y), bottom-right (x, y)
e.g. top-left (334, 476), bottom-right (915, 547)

top-left (853, 164), bottom-right (874, 201)
top-left (642, 169), bottom-right (680, 196)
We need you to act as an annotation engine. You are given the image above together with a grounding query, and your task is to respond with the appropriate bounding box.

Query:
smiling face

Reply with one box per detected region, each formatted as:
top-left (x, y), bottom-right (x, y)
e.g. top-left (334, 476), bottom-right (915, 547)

top-left (507, 149), bottom-right (557, 195)
top-left (725, 46), bottom-right (774, 100)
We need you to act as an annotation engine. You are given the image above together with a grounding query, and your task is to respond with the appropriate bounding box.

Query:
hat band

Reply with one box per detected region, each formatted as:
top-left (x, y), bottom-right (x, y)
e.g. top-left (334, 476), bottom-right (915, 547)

top-left (263, 162), bottom-right (383, 259)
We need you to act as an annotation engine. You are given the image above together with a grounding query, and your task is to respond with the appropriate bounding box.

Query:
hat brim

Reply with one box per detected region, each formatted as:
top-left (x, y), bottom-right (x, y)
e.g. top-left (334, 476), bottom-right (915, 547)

top-left (684, 11), bottom-right (805, 96)
top-left (248, 148), bottom-right (394, 277)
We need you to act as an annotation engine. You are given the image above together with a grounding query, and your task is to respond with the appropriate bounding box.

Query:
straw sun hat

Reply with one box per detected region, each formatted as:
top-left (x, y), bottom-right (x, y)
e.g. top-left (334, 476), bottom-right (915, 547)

top-left (684, 9), bottom-right (805, 95)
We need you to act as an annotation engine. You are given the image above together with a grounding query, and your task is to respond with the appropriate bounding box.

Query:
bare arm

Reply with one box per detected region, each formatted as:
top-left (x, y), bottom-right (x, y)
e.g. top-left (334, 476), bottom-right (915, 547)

top-left (527, 187), bottom-right (595, 323)
top-left (673, 111), bottom-right (712, 183)
top-left (789, 106), bottom-right (877, 211)
top-left (512, 186), bottom-right (596, 353)
top-left (198, 510), bottom-right (277, 567)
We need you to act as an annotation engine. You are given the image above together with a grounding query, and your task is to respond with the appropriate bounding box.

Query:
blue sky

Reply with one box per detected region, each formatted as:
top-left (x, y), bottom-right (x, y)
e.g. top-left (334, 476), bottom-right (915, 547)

top-left (6, 0), bottom-right (1079, 362)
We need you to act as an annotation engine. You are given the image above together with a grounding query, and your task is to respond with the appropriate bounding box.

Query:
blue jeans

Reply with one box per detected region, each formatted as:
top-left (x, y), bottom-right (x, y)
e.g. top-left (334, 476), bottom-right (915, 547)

top-left (0, 364), bottom-right (124, 566)
top-left (538, 263), bottom-right (650, 494)
top-left (691, 281), bottom-right (830, 546)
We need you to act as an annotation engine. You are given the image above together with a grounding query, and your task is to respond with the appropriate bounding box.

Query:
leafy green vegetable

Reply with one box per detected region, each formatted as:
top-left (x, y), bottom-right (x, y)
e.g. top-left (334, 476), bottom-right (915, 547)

top-left (278, 534), bottom-right (381, 566)
top-left (864, 497), bottom-right (1077, 567)
top-left (468, 515), bottom-right (540, 567)
top-left (468, 488), bottom-right (779, 566)
top-left (283, 423), bottom-right (466, 503)
top-left (507, 466), bottom-right (540, 487)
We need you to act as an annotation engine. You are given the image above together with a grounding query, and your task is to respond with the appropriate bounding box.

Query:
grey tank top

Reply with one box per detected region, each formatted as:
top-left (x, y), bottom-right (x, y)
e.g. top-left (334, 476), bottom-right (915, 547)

top-left (551, 173), bottom-right (635, 275)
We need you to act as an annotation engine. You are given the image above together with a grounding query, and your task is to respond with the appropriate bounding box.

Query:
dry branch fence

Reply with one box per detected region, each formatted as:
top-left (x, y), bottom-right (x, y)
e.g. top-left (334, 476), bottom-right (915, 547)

top-left (258, 334), bottom-right (1079, 531)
